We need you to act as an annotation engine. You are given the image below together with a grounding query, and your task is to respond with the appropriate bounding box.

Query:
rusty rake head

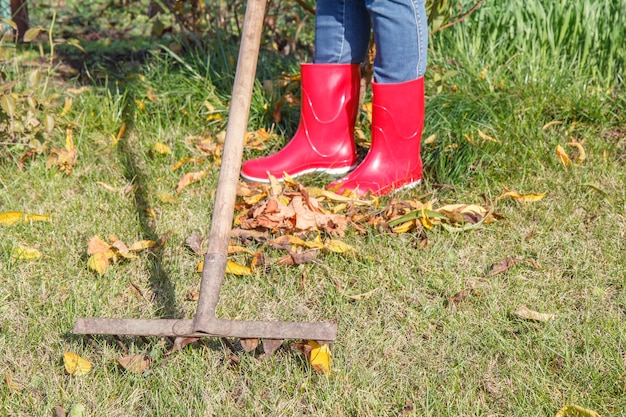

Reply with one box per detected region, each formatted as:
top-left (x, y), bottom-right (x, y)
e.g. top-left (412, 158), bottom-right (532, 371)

top-left (72, 0), bottom-right (338, 347)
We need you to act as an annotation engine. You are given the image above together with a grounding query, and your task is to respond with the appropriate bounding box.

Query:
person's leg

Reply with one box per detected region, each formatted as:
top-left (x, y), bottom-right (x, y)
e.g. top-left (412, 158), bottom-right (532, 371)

top-left (328, 0), bottom-right (428, 196)
top-left (240, 1), bottom-right (370, 183)
top-left (314, 0), bottom-right (371, 64)
top-left (368, 0), bottom-right (428, 83)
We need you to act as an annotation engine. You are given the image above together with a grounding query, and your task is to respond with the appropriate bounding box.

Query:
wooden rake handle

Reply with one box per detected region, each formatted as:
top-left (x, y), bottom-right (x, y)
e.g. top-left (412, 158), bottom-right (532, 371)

top-left (193, 0), bottom-right (268, 332)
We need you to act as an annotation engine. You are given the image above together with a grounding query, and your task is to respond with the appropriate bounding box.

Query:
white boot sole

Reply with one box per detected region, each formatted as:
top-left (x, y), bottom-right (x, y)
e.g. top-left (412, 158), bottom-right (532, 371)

top-left (240, 165), bottom-right (357, 183)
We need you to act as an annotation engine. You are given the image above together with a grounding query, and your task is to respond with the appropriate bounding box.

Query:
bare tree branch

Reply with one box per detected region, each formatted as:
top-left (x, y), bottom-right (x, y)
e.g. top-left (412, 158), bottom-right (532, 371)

top-left (430, 0), bottom-right (484, 35)
top-left (293, 0), bottom-right (315, 15)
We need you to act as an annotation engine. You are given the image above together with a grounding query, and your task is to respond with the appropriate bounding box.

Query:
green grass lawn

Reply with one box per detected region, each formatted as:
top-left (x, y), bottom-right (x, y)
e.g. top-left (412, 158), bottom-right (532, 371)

top-left (1, 0), bottom-right (625, 415)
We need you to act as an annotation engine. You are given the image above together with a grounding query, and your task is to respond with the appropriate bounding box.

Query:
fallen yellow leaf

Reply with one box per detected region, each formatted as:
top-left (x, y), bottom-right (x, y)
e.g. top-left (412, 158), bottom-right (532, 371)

top-left (423, 133), bottom-right (436, 145)
top-left (47, 126), bottom-right (77, 174)
top-left (392, 220), bottom-right (416, 233)
top-left (227, 245), bottom-right (254, 254)
top-left (112, 122), bottom-right (126, 146)
top-left (541, 120), bottom-right (563, 130)
top-left (555, 405), bottom-right (600, 417)
top-left (196, 259), bottom-right (253, 275)
top-left (88, 252), bottom-right (110, 275)
top-left (308, 340), bottom-right (331, 376)
top-left (96, 181), bottom-right (136, 195)
top-left (568, 138), bottom-right (586, 162)
top-left (59, 96), bottom-right (72, 117)
top-left (12, 244), bottom-right (41, 260)
top-left (154, 142), bottom-right (172, 155)
top-left (128, 240), bottom-right (156, 252)
top-left (514, 305), bottom-right (556, 322)
top-left (157, 193), bottom-right (177, 204)
top-left (496, 191), bottom-right (546, 203)
top-left (325, 239), bottom-right (357, 255)
top-left (226, 260), bottom-right (253, 275)
top-left (420, 208), bottom-right (435, 230)
top-left (0, 211), bottom-right (51, 226)
top-left (343, 287), bottom-right (379, 301)
top-left (556, 144), bottom-right (572, 167)
top-left (477, 129), bottom-right (500, 143)
top-left (64, 352), bottom-right (92, 376)
top-left (171, 157), bottom-right (204, 171)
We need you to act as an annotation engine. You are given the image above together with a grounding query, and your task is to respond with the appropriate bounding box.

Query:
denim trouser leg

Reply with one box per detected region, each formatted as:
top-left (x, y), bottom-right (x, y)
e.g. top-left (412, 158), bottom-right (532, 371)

top-left (314, 0), bottom-right (371, 64)
top-left (314, 0), bottom-right (428, 83)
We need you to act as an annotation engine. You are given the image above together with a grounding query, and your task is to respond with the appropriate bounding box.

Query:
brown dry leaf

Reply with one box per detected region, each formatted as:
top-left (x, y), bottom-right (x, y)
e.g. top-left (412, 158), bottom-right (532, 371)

top-left (436, 204), bottom-right (487, 224)
top-left (230, 228), bottom-right (269, 243)
top-left (556, 144), bottom-right (572, 167)
top-left (487, 257), bottom-right (541, 276)
top-left (186, 289), bottom-right (199, 301)
top-left (117, 354), bottom-right (151, 373)
top-left (4, 371), bottom-right (22, 391)
top-left (166, 337), bottom-right (201, 355)
top-left (244, 127), bottom-right (274, 150)
top-left (110, 236), bottom-right (137, 259)
top-left (292, 195), bottom-right (317, 231)
top-left (277, 249), bottom-right (320, 266)
top-left (0, 211), bottom-right (51, 226)
top-left (176, 171), bottom-right (207, 194)
top-left (514, 305), bottom-right (556, 322)
top-left (64, 352), bottom-right (92, 376)
top-left (449, 289), bottom-right (468, 306)
top-left (55, 405), bottom-right (66, 417)
top-left (240, 338), bottom-right (259, 352)
top-left (87, 235), bottom-right (112, 255)
top-left (262, 339), bottom-right (283, 356)
top-left (240, 196), bottom-right (296, 231)
top-left (185, 230), bottom-right (205, 255)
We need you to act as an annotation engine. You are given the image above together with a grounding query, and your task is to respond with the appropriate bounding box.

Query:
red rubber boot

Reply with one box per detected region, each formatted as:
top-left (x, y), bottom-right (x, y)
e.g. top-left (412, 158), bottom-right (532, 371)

top-left (328, 77), bottom-right (425, 196)
top-left (240, 63), bottom-right (360, 182)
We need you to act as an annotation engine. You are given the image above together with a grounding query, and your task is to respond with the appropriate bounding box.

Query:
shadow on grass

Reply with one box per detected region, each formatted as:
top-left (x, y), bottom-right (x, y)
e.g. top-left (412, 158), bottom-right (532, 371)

top-left (116, 91), bottom-right (183, 319)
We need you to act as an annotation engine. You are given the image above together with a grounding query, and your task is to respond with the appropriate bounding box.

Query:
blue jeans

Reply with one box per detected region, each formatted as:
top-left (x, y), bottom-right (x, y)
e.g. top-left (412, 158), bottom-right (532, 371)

top-left (314, 0), bottom-right (428, 83)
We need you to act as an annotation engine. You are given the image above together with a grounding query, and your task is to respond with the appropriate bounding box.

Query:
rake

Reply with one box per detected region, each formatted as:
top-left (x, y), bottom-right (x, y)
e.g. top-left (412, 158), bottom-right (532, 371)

top-left (73, 0), bottom-right (338, 348)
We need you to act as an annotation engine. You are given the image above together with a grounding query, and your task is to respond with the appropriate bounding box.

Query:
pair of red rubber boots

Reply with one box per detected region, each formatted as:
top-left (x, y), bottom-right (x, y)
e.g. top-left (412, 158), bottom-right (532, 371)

top-left (240, 63), bottom-right (424, 196)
